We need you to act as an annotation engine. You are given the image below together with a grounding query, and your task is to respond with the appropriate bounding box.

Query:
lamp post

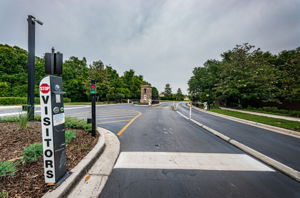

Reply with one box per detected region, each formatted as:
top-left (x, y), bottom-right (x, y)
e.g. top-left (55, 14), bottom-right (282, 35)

top-left (27, 15), bottom-right (43, 120)
top-left (206, 94), bottom-right (210, 110)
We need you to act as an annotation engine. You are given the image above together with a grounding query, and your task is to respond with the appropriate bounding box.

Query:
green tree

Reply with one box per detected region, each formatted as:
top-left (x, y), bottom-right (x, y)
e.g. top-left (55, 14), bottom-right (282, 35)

top-left (176, 88), bottom-right (184, 101)
top-left (62, 56), bottom-right (89, 102)
top-left (216, 44), bottom-right (278, 107)
top-left (164, 83), bottom-right (172, 96)
top-left (273, 47), bottom-right (300, 101)
top-left (152, 87), bottom-right (159, 100)
top-left (121, 69), bottom-right (147, 99)
top-left (0, 44), bottom-right (28, 97)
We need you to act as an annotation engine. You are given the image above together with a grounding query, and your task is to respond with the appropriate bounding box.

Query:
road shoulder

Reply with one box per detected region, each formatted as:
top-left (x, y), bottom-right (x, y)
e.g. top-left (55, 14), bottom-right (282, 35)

top-left (192, 106), bottom-right (300, 139)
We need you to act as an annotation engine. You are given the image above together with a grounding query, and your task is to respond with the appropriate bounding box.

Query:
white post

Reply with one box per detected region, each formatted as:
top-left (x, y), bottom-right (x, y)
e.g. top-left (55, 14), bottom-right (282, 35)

top-left (189, 104), bottom-right (192, 120)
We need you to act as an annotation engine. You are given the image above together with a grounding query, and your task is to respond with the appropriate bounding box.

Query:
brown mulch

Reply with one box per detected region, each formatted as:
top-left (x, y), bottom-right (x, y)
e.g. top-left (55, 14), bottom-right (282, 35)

top-left (0, 122), bottom-right (99, 198)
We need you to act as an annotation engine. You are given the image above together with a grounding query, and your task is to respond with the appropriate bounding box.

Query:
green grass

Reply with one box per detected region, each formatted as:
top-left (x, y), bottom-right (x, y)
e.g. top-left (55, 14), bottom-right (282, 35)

top-left (0, 114), bottom-right (40, 123)
top-left (210, 109), bottom-right (300, 132)
top-left (244, 107), bottom-right (300, 118)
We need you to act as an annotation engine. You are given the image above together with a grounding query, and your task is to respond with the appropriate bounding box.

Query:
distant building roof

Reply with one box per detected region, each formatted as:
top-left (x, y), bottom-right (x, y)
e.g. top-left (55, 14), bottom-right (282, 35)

top-left (141, 85), bottom-right (151, 88)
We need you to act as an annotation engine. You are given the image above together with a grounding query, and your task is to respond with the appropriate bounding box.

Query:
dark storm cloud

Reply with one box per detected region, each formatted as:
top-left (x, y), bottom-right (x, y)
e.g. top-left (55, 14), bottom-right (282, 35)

top-left (1, 0), bottom-right (299, 93)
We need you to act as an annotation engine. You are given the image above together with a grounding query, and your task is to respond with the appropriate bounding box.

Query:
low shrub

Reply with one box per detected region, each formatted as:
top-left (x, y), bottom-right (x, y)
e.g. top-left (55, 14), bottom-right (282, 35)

top-left (0, 116), bottom-right (19, 123)
top-left (65, 117), bottom-right (91, 131)
top-left (152, 100), bottom-right (160, 104)
top-left (0, 191), bottom-right (8, 198)
top-left (0, 161), bottom-right (16, 177)
top-left (0, 114), bottom-right (41, 123)
top-left (22, 143), bottom-right (43, 163)
top-left (65, 130), bottom-right (76, 144)
top-left (0, 97), bottom-right (71, 105)
top-left (18, 113), bottom-right (28, 129)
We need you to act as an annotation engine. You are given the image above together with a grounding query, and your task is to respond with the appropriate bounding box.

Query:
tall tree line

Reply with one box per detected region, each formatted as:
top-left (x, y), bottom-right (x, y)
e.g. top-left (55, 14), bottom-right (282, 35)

top-left (0, 44), bottom-right (156, 102)
top-left (188, 43), bottom-right (300, 109)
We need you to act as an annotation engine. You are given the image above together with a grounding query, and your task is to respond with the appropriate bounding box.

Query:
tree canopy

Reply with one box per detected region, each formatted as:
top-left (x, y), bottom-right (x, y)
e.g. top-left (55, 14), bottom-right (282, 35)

top-left (188, 43), bottom-right (300, 108)
top-left (0, 44), bottom-right (158, 102)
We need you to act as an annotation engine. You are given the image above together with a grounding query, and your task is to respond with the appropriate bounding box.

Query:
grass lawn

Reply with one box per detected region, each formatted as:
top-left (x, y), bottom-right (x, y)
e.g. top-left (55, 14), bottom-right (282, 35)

top-left (243, 108), bottom-right (300, 118)
top-left (210, 109), bottom-right (300, 132)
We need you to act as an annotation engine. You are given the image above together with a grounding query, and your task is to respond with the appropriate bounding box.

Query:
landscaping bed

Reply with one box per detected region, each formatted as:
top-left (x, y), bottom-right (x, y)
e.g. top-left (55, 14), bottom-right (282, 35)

top-left (0, 119), bottom-right (98, 198)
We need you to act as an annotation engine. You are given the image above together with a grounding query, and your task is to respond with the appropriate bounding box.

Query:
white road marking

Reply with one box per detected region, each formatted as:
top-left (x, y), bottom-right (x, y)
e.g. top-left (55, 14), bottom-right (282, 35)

top-left (114, 152), bottom-right (274, 172)
top-left (176, 111), bottom-right (189, 120)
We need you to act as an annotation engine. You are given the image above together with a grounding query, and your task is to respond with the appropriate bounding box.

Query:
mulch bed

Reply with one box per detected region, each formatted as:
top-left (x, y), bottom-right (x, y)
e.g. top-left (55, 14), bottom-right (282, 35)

top-left (0, 122), bottom-right (99, 198)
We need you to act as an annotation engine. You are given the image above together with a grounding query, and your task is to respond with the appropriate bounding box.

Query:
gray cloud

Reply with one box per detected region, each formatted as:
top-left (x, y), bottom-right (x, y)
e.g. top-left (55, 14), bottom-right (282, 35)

top-left (1, 0), bottom-right (299, 94)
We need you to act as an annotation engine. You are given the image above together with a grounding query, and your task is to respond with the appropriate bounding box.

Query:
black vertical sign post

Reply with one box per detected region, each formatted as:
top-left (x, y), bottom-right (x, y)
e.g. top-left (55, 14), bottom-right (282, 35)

top-left (27, 15), bottom-right (43, 120)
top-left (90, 80), bottom-right (96, 137)
top-left (40, 48), bottom-right (66, 184)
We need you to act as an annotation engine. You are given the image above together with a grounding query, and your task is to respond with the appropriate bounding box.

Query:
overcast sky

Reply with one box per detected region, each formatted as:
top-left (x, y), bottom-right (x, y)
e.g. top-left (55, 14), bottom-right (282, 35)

top-left (1, 0), bottom-right (299, 94)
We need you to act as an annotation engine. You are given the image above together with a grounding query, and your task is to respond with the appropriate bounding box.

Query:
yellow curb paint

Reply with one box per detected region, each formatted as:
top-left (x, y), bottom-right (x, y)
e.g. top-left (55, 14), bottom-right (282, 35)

top-left (117, 112), bottom-right (142, 136)
top-left (97, 120), bottom-right (131, 124)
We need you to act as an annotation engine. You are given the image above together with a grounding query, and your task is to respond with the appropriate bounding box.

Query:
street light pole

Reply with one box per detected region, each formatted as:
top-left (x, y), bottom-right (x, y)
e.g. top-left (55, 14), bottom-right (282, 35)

top-left (27, 15), bottom-right (43, 120)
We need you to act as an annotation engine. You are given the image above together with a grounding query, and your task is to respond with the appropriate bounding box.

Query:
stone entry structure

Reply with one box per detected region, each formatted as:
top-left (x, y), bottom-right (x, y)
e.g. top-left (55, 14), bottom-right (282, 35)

top-left (140, 85), bottom-right (152, 104)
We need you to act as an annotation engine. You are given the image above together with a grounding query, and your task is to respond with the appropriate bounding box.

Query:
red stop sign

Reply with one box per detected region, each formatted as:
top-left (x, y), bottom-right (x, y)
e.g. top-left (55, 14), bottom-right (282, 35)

top-left (40, 83), bottom-right (50, 94)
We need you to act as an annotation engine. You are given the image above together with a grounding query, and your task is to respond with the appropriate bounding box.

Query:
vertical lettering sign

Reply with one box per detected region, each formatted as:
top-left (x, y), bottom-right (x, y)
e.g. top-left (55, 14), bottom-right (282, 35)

top-left (40, 76), bottom-right (55, 183)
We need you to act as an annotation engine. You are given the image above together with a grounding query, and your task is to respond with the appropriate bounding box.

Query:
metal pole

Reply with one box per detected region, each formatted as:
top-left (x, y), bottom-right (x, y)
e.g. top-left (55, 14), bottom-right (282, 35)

top-left (91, 80), bottom-right (96, 137)
top-left (51, 47), bottom-right (55, 75)
top-left (27, 15), bottom-right (35, 121)
top-left (189, 104), bottom-right (192, 120)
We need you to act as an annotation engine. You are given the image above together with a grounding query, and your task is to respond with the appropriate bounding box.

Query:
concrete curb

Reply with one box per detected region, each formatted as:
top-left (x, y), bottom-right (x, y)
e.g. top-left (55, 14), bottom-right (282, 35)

top-left (42, 127), bottom-right (106, 198)
top-left (190, 118), bottom-right (300, 182)
top-left (192, 105), bottom-right (300, 139)
top-left (151, 103), bottom-right (161, 107)
top-left (67, 127), bottom-right (120, 197)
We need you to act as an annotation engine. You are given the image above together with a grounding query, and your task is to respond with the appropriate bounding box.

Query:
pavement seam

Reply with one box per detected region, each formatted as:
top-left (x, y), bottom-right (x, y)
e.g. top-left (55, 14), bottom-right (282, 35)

top-left (176, 110), bottom-right (300, 182)
top-left (191, 105), bottom-right (300, 139)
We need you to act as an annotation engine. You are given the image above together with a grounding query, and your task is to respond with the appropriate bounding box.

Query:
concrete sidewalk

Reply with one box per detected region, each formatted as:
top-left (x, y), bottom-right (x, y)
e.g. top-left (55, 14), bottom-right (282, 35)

top-left (220, 107), bottom-right (300, 122)
top-left (43, 127), bottom-right (120, 198)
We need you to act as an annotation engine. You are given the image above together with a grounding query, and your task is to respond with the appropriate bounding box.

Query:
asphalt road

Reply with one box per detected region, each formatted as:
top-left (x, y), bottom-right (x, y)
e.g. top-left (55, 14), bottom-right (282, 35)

top-left (176, 102), bottom-right (300, 171)
top-left (0, 104), bottom-right (147, 134)
top-left (1, 103), bottom-right (300, 197)
top-left (100, 102), bottom-right (300, 198)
